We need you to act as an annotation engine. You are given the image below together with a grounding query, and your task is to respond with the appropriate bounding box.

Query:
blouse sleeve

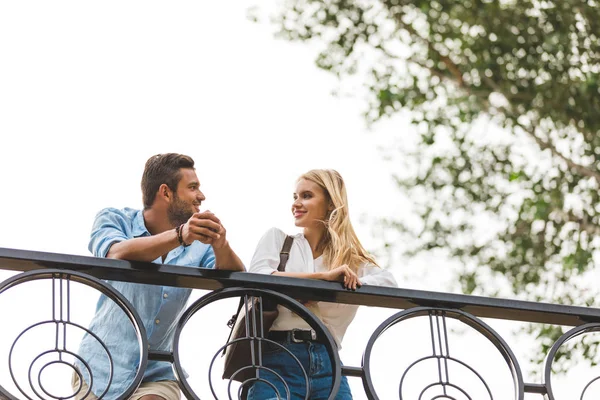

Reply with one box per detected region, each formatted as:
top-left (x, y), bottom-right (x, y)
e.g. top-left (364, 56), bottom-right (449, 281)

top-left (358, 263), bottom-right (398, 287)
top-left (249, 227), bottom-right (286, 275)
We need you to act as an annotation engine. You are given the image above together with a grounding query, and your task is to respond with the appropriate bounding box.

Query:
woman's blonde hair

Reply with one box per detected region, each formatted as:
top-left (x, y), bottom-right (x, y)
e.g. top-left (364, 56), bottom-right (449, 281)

top-left (299, 169), bottom-right (378, 272)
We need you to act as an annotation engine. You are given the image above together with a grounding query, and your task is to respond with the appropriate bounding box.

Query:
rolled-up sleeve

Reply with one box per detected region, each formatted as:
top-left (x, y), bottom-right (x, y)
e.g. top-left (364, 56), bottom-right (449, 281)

top-left (249, 227), bottom-right (285, 275)
top-left (359, 263), bottom-right (398, 287)
top-left (199, 246), bottom-right (216, 269)
top-left (88, 208), bottom-right (131, 258)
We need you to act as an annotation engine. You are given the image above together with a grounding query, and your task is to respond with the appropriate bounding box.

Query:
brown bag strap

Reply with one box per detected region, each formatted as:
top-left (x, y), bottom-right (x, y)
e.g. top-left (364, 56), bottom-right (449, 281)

top-left (226, 235), bottom-right (294, 330)
top-left (277, 235), bottom-right (294, 272)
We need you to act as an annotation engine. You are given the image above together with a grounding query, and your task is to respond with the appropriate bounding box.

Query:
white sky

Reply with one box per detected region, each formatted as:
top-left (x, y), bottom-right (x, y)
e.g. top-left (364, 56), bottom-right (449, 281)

top-left (0, 1), bottom-right (592, 399)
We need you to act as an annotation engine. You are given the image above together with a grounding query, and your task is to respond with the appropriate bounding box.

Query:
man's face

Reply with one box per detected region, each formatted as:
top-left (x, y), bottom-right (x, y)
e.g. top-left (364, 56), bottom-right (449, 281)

top-left (167, 168), bottom-right (205, 226)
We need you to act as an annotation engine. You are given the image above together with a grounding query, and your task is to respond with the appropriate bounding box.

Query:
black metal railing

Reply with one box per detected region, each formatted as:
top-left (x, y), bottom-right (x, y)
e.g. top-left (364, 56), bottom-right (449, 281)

top-left (0, 246), bottom-right (599, 400)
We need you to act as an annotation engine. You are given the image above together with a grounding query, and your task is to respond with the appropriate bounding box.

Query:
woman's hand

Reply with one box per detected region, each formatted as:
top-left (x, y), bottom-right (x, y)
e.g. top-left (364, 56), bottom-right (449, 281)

top-left (321, 264), bottom-right (362, 290)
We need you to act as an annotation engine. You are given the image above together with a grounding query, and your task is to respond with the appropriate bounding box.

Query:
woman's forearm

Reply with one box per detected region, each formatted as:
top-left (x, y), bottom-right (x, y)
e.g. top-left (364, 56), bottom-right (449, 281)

top-left (272, 271), bottom-right (326, 280)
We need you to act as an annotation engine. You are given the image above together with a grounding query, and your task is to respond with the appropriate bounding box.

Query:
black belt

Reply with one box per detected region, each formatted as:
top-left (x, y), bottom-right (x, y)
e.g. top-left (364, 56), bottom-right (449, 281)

top-left (269, 329), bottom-right (321, 343)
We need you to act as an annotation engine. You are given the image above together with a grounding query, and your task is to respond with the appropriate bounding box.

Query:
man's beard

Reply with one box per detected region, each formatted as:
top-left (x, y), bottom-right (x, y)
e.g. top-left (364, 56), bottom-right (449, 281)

top-left (167, 194), bottom-right (194, 227)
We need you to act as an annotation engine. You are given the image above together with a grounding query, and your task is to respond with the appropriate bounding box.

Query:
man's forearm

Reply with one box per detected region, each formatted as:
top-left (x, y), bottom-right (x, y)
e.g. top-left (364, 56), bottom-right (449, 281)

top-left (106, 229), bottom-right (178, 262)
top-left (213, 242), bottom-right (245, 271)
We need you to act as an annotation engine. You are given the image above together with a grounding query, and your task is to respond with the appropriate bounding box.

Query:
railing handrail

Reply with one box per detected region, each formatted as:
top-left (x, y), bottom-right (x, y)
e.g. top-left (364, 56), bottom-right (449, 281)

top-left (0, 246), bottom-right (597, 326)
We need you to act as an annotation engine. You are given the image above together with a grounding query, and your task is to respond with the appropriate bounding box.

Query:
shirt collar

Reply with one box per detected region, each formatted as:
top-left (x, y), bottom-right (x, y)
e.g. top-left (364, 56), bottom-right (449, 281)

top-left (132, 209), bottom-right (151, 237)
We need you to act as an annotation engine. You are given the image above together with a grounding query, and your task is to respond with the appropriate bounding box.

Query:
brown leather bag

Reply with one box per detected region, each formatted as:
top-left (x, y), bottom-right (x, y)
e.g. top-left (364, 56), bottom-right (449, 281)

top-left (222, 235), bottom-right (294, 382)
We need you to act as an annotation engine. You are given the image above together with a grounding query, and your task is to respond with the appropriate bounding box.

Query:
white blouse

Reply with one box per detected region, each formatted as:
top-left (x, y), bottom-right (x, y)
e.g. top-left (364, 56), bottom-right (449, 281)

top-left (249, 227), bottom-right (398, 348)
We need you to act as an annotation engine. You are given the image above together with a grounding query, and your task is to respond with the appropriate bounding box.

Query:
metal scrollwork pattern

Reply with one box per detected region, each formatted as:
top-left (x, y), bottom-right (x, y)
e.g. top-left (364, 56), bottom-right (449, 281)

top-left (0, 269), bottom-right (147, 400)
top-left (172, 287), bottom-right (341, 400)
top-left (362, 307), bottom-right (524, 400)
top-left (544, 323), bottom-right (600, 400)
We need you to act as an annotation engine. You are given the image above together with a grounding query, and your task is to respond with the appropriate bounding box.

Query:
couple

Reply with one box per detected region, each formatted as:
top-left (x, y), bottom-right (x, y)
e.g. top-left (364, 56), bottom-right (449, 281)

top-left (75, 153), bottom-right (397, 400)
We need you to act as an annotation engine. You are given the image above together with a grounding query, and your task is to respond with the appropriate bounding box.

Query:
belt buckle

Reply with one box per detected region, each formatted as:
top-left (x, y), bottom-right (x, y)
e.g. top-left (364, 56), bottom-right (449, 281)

top-left (291, 329), bottom-right (304, 343)
top-left (291, 329), bottom-right (316, 343)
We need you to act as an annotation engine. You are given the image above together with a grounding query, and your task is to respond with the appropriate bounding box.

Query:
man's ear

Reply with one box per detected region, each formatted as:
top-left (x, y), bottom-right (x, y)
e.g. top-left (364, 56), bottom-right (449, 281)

top-left (159, 184), bottom-right (172, 202)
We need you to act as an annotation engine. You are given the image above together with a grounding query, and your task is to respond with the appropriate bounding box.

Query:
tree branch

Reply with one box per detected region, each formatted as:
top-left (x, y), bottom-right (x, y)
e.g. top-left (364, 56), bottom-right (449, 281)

top-left (385, 8), bottom-right (600, 185)
top-left (391, 14), bottom-right (466, 86)
top-left (552, 209), bottom-right (600, 237)
top-left (376, 43), bottom-right (449, 81)
top-left (514, 120), bottom-right (600, 185)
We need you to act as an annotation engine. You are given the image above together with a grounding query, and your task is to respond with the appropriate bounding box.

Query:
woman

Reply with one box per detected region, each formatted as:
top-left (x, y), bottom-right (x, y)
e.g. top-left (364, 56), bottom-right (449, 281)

top-left (247, 169), bottom-right (397, 400)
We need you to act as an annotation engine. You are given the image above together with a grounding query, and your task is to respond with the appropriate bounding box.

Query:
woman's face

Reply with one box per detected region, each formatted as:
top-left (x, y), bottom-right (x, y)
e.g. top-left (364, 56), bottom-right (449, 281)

top-left (292, 178), bottom-right (330, 228)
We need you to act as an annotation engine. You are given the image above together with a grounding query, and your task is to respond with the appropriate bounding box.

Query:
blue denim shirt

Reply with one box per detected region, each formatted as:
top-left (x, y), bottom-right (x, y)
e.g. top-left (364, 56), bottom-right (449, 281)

top-left (76, 207), bottom-right (215, 399)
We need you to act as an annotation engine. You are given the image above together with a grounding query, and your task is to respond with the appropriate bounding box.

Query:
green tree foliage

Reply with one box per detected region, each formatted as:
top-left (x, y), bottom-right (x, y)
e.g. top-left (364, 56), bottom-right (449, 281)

top-left (269, 0), bottom-right (600, 370)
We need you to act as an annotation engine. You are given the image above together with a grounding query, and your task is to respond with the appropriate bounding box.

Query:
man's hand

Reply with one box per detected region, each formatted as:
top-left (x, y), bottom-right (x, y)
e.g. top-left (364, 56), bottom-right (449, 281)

top-left (181, 210), bottom-right (244, 270)
top-left (181, 211), bottom-right (228, 249)
top-left (321, 264), bottom-right (362, 290)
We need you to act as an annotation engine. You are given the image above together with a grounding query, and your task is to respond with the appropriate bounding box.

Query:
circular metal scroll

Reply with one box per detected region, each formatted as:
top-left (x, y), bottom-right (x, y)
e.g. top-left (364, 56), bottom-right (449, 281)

top-left (544, 322), bottom-right (600, 400)
top-left (172, 287), bottom-right (341, 400)
top-left (0, 269), bottom-right (147, 400)
top-left (362, 307), bottom-right (524, 400)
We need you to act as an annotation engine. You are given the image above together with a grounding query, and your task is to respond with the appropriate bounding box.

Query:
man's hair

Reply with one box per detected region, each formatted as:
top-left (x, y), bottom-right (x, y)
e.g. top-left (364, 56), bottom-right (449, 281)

top-left (141, 153), bottom-right (195, 209)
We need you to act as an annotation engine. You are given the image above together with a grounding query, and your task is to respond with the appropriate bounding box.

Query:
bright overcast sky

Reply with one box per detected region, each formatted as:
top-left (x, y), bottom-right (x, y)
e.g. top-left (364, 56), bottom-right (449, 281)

top-left (0, 1), bottom-right (583, 399)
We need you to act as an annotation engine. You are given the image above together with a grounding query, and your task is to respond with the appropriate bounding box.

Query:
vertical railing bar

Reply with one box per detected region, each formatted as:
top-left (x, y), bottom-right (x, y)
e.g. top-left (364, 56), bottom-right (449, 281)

top-left (61, 277), bottom-right (71, 355)
top-left (430, 311), bottom-right (444, 387)
top-left (428, 312), bottom-right (437, 355)
top-left (243, 294), bottom-right (250, 335)
top-left (435, 313), bottom-right (447, 393)
top-left (52, 275), bottom-right (59, 351)
top-left (441, 312), bottom-right (450, 383)
top-left (59, 272), bottom-right (63, 323)
top-left (257, 295), bottom-right (264, 377)
top-left (66, 276), bottom-right (71, 322)
top-left (51, 274), bottom-right (56, 321)
top-left (59, 273), bottom-right (65, 357)
top-left (246, 294), bottom-right (259, 380)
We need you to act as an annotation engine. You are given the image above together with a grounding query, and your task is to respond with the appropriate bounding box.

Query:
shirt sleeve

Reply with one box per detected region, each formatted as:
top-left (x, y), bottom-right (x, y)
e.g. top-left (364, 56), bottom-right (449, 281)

top-left (359, 263), bottom-right (398, 287)
top-left (88, 208), bottom-right (131, 258)
top-left (249, 227), bottom-right (286, 275)
top-left (199, 246), bottom-right (216, 269)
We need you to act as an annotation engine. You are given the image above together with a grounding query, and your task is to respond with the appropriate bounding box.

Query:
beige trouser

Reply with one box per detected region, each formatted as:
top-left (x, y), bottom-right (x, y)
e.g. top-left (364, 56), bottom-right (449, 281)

top-left (72, 372), bottom-right (181, 400)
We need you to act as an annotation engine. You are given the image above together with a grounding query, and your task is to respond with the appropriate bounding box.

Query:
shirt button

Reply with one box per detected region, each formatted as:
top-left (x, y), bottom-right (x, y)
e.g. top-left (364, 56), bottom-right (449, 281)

top-left (163, 293), bottom-right (168, 299)
top-left (155, 319), bottom-right (160, 324)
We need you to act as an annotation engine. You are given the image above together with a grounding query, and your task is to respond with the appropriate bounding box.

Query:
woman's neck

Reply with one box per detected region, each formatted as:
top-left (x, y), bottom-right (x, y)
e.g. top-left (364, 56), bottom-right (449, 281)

top-left (303, 226), bottom-right (326, 259)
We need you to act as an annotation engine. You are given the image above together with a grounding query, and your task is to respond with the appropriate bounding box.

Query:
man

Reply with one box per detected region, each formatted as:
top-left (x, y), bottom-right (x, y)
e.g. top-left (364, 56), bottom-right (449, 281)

top-left (74, 153), bottom-right (244, 400)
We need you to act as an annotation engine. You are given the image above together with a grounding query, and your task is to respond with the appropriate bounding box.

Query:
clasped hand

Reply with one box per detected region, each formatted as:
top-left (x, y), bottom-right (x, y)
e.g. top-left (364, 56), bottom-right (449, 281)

top-left (181, 211), bottom-right (228, 249)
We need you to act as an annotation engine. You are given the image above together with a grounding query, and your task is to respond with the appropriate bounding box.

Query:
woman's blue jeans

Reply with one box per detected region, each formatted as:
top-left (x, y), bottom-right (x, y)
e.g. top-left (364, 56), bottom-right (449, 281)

top-left (246, 339), bottom-right (353, 400)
